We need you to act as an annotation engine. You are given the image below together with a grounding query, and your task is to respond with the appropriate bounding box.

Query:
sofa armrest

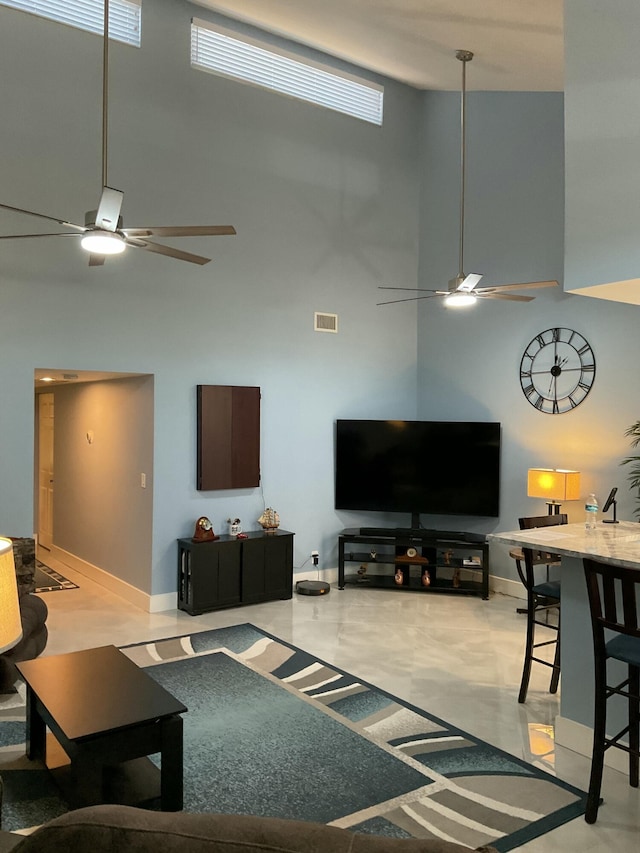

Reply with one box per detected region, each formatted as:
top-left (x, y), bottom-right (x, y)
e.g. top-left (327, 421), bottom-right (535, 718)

top-left (0, 832), bottom-right (23, 853)
top-left (7, 806), bottom-right (497, 853)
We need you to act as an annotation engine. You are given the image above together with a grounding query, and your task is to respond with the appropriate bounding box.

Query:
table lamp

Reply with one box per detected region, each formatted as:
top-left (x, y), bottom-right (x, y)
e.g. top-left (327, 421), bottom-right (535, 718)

top-left (527, 468), bottom-right (581, 515)
top-left (0, 537), bottom-right (22, 654)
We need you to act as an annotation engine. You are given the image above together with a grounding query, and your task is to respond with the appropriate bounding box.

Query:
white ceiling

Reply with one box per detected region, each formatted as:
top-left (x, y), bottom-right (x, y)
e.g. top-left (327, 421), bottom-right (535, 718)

top-left (190, 0), bottom-right (564, 91)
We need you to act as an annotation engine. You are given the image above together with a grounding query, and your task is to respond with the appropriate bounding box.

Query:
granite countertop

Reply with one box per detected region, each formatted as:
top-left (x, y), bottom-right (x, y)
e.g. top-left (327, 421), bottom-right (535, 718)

top-left (488, 520), bottom-right (640, 569)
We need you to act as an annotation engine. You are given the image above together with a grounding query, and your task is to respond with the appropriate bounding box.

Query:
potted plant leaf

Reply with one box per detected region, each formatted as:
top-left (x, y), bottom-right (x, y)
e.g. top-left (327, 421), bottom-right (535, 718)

top-left (621, 421), bottom-right (640, 520)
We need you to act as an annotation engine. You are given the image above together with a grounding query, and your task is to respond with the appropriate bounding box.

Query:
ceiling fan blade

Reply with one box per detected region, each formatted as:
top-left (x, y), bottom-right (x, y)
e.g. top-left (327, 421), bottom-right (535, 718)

top-left (95, 187), bottom-right (124, 231)
top-left (377, 294), bottom-right (441, 305)
top-left (476, 279), bottom-right (559, 294)
top-left (0, 232), bottom-right (81, 240)
top-left (477, 292), bottom-right (535, 302)
top-left (378, 286), bottom-right (439, 293)
top-left (123, 225), bottom-right (236, 238)
top-left (125, 237), bottom-right (211, 265)
top-left (0, 202), bottom-right (85, 231)
top-left (88, 254), bottom-right (106, 267)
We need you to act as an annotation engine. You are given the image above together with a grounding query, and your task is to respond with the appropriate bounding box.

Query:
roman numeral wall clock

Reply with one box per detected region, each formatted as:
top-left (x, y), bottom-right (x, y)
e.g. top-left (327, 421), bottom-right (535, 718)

top-left (519, 327), bottom-right (596, 414)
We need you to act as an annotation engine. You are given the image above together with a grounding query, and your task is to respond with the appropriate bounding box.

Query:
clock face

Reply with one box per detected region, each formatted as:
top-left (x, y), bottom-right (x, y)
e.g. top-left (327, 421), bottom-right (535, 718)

top-left (519, 327), bottom-right (596, 414)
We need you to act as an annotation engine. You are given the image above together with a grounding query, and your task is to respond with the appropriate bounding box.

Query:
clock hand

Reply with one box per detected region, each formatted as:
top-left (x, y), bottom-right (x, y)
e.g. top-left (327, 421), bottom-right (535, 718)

top-left (530, 365), bottom-right (586, 376)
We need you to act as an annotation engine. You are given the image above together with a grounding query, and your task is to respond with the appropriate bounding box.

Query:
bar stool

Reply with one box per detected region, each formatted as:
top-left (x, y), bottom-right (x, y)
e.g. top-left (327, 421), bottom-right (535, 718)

top-left (515, 514), bottom-right (567, 703)
top-left (582, 557), bottom-right (640, 823)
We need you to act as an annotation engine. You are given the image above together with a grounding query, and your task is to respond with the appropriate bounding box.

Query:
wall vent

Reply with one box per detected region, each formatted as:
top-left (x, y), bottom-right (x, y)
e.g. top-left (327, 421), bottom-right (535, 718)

top-left (314, 312), bottom-right (338, 333)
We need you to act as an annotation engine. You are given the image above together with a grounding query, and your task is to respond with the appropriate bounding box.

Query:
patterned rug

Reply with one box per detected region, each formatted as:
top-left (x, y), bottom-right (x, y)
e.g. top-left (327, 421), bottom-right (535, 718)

top-left (34, 562), bottom-right (78, 593)
top-left (0, 624), bottom-right (587, 849)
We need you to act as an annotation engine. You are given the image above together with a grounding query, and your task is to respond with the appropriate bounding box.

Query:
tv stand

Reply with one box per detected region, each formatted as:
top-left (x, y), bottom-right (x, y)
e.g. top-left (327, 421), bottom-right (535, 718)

top-left (359, 527), bottom-right (425, 537)
top-left (338, 528), bottom-right (489, 599)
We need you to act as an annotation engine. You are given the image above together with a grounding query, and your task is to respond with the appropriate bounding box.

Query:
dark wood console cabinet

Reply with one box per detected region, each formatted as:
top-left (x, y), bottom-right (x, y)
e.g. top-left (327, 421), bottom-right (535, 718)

top-left (178, 529), bottom-right (294, 615)
top-left (338, 528), bottom-right (489, 600)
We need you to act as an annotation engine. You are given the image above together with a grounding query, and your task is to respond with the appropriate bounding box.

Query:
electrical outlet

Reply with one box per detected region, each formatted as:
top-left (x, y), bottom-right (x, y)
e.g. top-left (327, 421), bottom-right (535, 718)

top-left (311, 550), bottom-right (319, 557)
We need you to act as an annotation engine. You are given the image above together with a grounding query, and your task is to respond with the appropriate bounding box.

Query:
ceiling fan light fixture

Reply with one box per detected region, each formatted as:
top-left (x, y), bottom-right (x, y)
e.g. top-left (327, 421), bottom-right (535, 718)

top-left (445, 291), bottom-right (477, 308)
top-left (80, 230), bottom-right (126, 255)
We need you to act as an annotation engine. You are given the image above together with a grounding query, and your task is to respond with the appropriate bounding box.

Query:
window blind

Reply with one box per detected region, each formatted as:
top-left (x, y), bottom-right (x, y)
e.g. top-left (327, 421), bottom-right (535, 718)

top-left (191, 18), bottom-right (383, 126)
top-left (1, 0), bottom-right (141, 46)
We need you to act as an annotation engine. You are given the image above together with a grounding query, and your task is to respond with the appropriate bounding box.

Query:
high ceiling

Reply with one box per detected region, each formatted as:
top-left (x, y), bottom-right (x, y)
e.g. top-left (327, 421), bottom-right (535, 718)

top-left (190, 0), bottom-right (564, 91)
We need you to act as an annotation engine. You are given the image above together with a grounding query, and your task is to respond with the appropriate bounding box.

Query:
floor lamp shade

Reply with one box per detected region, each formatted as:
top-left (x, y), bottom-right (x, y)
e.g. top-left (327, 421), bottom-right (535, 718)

top-left (527, 468), bottom-right (582, 504)
top-left (0, 537), bottom-right (23, 654)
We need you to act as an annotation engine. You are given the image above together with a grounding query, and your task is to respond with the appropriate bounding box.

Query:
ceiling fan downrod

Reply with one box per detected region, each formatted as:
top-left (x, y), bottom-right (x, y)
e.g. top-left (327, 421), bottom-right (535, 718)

top-left (444, 50), bottom-right (477, 306)
top-left (102, 0), bottom-right (110, 191)
top-left (455, 49), bottom-right (473, 286)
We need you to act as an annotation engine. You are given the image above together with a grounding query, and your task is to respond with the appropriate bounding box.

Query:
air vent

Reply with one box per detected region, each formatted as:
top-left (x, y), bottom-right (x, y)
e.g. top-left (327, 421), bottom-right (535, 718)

top-left (314, 312), bottom-right (338, 333)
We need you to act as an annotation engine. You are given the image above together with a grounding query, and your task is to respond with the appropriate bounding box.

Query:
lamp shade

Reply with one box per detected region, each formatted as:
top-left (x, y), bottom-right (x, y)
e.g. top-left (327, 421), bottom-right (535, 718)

top-left (527, 468), bottom-right (582, 502)
top-left (0, 538), bottom-right (23, 655)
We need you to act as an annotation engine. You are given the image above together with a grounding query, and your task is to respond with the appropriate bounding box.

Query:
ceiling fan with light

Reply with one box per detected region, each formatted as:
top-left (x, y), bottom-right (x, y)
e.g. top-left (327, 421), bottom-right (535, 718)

top-left (378, 49), bottom-right (557, 307)
top-left (0, 0), bottom-right (235, 266)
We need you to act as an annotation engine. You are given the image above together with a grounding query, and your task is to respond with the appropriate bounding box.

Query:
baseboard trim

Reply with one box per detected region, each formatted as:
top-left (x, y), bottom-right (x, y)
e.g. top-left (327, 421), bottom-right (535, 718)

top-left (32, 557), bottom-right (522, 613)
top-left (555, 715), bottom-right (628, 774)
top-left (44, 545), bottom-right (175, 614)
top-left (489, 575), bottom-right (526, 600)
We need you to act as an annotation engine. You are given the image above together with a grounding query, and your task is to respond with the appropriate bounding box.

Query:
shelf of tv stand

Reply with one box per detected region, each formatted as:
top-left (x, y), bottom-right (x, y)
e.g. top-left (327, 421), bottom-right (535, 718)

top-left (338, 528), bottom-right (489, 600)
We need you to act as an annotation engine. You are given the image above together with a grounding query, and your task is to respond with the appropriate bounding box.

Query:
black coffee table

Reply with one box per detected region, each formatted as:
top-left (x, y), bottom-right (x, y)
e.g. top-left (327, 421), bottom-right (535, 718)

top-left (17, 645), bottom-right (187, 810)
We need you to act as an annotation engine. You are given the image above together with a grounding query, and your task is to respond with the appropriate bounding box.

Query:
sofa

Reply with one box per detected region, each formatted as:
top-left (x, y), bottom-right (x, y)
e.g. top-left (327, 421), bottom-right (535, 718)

top-left (0, 805), bottom-right (498, 853)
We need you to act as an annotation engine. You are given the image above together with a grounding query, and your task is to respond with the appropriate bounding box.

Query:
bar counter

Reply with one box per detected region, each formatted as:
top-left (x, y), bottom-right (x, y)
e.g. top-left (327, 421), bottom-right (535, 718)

top-left (489, 520), bottom-right (640, 763)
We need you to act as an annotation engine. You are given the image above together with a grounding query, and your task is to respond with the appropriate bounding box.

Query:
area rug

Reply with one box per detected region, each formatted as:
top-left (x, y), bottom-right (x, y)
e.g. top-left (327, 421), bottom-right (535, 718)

top-left (0, 623), bottom-right (587, 849)
top-left (34, 562), bottom-right (78, 593)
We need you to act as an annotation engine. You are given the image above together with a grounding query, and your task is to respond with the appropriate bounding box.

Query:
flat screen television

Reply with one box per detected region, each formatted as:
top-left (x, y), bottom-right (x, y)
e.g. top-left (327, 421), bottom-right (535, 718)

top-left (335, 419), bottom-right (501, 522)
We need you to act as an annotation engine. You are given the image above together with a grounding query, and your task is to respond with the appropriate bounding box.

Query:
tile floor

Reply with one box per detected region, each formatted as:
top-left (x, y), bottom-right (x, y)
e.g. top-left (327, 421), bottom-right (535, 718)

top-left (21, 562), bottom-right (640, 849)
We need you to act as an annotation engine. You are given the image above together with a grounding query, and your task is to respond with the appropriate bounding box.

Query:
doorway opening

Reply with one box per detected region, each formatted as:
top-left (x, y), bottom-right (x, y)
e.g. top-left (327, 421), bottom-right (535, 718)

top-left (34, 368), bottom-right (154, 602)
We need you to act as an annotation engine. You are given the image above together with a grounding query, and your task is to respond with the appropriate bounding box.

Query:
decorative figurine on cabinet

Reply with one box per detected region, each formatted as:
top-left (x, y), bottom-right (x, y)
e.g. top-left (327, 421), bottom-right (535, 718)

top-left (192, 516), bottom-right (218, 543)
top-left (394, 567), bottom-right (404, 586)
top-left (258, 507), bottom-right (280, 532)
top-left (227, 517), bottom-right (242, 536)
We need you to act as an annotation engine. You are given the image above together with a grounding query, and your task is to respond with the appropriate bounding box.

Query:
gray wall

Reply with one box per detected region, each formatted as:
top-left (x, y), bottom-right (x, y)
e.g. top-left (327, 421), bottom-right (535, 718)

top-left (0, 0), bottom-right (420, 595)
top-left (417, 89), bottom-right (640, 581)
top-left (564, 0), bottom-right (640, 296)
